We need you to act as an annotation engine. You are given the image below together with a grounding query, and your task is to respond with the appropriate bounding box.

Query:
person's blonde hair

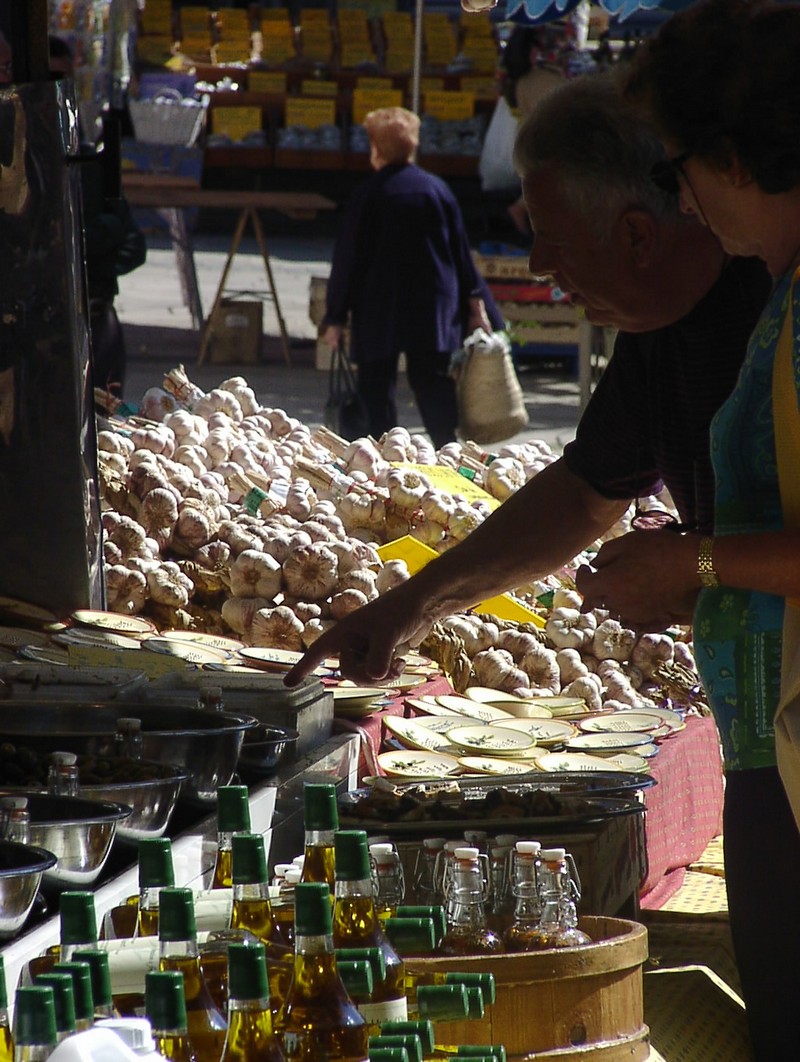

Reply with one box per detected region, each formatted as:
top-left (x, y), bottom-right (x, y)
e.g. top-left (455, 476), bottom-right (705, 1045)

top-left (364, 107), bottom-right (420, 164)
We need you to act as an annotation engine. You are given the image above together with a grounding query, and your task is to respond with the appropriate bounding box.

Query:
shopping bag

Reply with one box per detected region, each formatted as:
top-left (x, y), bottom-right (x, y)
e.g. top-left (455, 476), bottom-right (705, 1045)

top-left (479, 97), bottom-right (520, 193)
top-left (323, 340), bottom-right (369, 441)
top-left (454, 329), bottom-right (529, 444)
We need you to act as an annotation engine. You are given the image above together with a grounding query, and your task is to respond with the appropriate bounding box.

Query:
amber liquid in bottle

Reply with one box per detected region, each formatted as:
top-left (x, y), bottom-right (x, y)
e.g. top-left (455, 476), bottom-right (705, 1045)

top-left (211, 845), bottom-right (234, 891)
top-left (0, 1019), bottom-right (11, 1062)
top-left (231, 893), bottom-right (274, 945)
top-left (160, 952), bottom-right (227, 1062)
top-left (222, 1007), bottom-right (285, 1062)
top-left (156, 1032), bottom-right (198, 1062)
top-left (300, 839), bottom-right (335, 890)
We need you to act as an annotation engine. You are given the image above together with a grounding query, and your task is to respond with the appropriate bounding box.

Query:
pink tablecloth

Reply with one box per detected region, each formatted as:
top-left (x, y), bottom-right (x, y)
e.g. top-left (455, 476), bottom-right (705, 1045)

top-left (335, 684), bottom-right (725, 910)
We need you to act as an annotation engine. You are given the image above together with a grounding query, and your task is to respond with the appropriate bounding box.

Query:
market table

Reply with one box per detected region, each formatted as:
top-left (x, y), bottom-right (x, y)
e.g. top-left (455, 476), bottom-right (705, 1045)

top-left (121, 175), bottom-right (337, 364)
top-left (334, 679), bottom-right (725, 911)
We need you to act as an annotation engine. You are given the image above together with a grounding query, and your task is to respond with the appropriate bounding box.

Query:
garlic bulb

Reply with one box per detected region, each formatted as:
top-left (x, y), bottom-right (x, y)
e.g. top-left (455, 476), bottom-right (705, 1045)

top-left (631, 633), bottom-right (675, 678)
top-left (485, 458), bottom-right (526, 501)
top-left (194, 388), bottom-right (244, 422)
top-left (385, 467), bottom-right (430, 509)
top-left (337, 567), bottom-right (378, 598)
top-left (146, 561), bottom-right (193, 608)
top-left (519, 643), bottom-right (560, 694)
top-left (105, 565), bottom-right (147, 614)
top-left (140, 387), bottom-right (178, 422)
top-left (220, 376), bottom-right (259, 417)
top-left (251, 605), bottom-right (304, 651)
top-left (545, 607), bottom-right (586, 650)
top-left (556, 647), bottom-right (589, 685)
top-left (553, 587), bottom-right (583, 611)
top-left (495, 629), bottom-right (541, 661)
top-left (230, 548), bottom-right (282, 599)
top-left (221, 595), bottom-right (274, 635)
top-left (592, 619), bottom-right (637, 662)
top-left (173, 504), bottom-right (214, 554)
top-left (562, 675), bottom-right (603, 713)
top-left (472, 648), bottom-right (530, 693)
top-left (329, 588), bottom-right (369, 620)
top-left (282, 542), bottom-right (339, 600)
top-left (375, 559), bottom-right (410, 594)
top-left (139, 487), bottom-right (179, 551)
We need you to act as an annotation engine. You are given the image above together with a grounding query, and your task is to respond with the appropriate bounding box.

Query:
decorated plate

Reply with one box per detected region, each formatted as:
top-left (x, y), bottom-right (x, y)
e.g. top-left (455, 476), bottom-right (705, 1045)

top-left (159, 630), bottom-right (245, 654)
top-left (435, 695), bottom-right (514, 723)
top-left (535, 751), bottom-right (622, 773)
top-left (0, 627), bottom-right (53, 650)
top-left (457, 756), bottom-right (536, 776)
top-left (140, 638), bottom-right (231, 665)
top-left (383, 716), bottom-right (453, 752)
top-left (18, 645), bottom-right (70, 665)
top-left (487, 700), bottom-right (554, 720)
top-left (377, 750), bottom-right (462, 779)
top-left (381, 674), bottom-right (427, 692)
top-left (498, 718), bottom-right (578, 746)
top-left (403, 697), bottom-right (462, 717)
top-left (0, 595), bottom-right (60, 626)
top-left (603, 752), bottom-right (651, 773)
top-left (527, 697), bottom-right (588, 718)
top-left (448, 724), bottom-right (535, 756)
top-left (410, 716), bottom-right (474, 735)
top-left (579, 712), bottom-right (664, 735)
top-left (464, 687), bottom-right (530, 705)
top-left (53, 628), bottom-right (142, 651)
top-left (333, 687), bottom-right (389, 718)
top-left (238, 647), bottom-right (305, 671)
top-left (567, 732), bottom-right (656, 755)
top-left (71, 610), bottom-right (157, 636)
top-left (623, 707), bottom-right (686, 735)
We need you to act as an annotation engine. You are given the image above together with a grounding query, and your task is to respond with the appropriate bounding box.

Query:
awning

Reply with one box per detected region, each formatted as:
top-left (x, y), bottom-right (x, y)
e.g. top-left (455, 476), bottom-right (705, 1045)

top-left (504, 0), bottom-right (695, 22)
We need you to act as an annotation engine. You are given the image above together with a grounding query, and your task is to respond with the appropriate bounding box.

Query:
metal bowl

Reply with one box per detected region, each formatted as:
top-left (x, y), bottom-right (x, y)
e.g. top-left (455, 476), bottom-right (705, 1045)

top-left (0, 793), bottom-right (131, 888)
top-left (238, 725), bottom-right (299, 777)
top-left (78, 761), bottom-right (189, 841)
top-left (0, 702), bottom-right (257, 802)
top-left (0, 840), bottom-right (57, 939)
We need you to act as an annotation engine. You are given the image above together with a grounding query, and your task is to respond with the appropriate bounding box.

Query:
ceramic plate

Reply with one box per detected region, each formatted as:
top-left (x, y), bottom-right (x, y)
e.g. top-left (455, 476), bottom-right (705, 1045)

top-left (0, 595), bottom-right (59, 626)
top-left (410, 716), bottom-right (474, 735)
top-left (238, 647), bottom-right (304, 671)
top-left (579, 712), bottom-right (663, 735)
top-left (159, 630), bottom-right (245, 654)
top-left (71, 610), bottom-right (157, 636)
top-left (527, 697), bottom-right (588, 718)
top-left (464, 687), bottom-right (530, 705)
top-left (485, 700), bottom-right (554, 720)
top-left (624, 707), bottom-right (686, 735)
top-left (498, 718), bottom-right (578, 746)
top-left (448, 724), bottom-right (535, 756)
top-left (18, 645), bottom-right (70, 665)
top-left (603, 752), bottom-right (651, 773)
top-left (435, 695), bottom-right (514, 723)
top-left (567, 732), bottom-right (656, 755)
top-left (383, 716), bottom-right (453, 752)
top-left (535, 751), bottom-right (621, 773)
top-left (377, 750), bottom-right (462, 779)
top-left (53, 628), bottom-right (142, 650)
top-left (0, 627), bottom-right (53, 650)
top-left (403, 697), bottom-right (462, 717)
top-left (141, 638), bottom-right (230, 665)
top-left (380, 674), bottom-right (427, 692)
top-left (457, 756), bottom-right (536, 776)
top-left (333, 687), bottom-right (388, 716)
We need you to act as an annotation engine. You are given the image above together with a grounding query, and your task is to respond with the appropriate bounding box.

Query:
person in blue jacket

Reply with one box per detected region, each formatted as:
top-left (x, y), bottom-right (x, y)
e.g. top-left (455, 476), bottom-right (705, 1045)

top-left (321, 106), bottom-right (503, 448)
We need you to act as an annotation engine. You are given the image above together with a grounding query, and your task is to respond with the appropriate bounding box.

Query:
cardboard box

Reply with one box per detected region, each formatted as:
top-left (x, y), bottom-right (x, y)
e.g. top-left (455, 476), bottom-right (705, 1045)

top-left (207, 299), bottom-right (263, 364)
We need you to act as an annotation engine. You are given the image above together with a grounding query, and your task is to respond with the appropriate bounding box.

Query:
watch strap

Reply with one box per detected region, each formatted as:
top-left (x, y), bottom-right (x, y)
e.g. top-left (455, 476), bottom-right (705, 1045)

top-left (697, 536), bottom-right (720, 589)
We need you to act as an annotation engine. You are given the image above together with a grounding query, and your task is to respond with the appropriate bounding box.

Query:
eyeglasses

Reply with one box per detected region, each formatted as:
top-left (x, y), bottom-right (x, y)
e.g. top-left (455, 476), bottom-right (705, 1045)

top-left (649, 150), bottom-right (693, 197)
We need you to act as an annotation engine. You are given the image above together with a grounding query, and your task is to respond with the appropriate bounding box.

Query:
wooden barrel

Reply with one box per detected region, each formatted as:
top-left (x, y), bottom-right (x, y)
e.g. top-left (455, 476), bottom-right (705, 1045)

top-left (404, 915), bottom-right (649, 1061)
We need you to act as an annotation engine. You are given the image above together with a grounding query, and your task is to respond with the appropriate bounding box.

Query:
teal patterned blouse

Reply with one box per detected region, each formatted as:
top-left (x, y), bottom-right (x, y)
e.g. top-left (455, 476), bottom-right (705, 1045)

top-left (693, 269), bottom-right (797, 771)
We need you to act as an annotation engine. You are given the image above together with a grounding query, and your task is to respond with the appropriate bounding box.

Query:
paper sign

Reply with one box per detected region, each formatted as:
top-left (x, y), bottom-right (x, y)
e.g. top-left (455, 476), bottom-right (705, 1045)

top-left (357, 77), bottom-right (395, 90)
top-left (341, 43), bottom-right (375, 67)
top-left (423, 89), bottom-right (476, 121)
top-left (285, 96), bottom-right (336, 129)
top-left (302, 79), bottom-right (338, 97)
top-left (261, 9), bottom-right (291, 22)
top-left (420, 77), bottom-right (445, 92)
top-left (385, 48), bottom-right (415, 74)
top-left (353, 86), bottom-right (403, 124)
top-left (212, 106), bottom-right (262, 141)
top-left (461, 76), bottom-right (497, 98)
top-left (392, 464), bottom-right (499, 508)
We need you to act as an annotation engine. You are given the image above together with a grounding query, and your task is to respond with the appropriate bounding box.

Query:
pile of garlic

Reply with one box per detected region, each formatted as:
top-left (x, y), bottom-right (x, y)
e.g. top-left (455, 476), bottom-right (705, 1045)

top-left (96, 366), bottom-right (698, 708)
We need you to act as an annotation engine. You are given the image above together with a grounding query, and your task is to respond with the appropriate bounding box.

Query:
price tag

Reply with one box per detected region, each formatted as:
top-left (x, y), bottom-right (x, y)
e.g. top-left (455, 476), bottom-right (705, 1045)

top-left (461, 76), bottom-right (497, 98)
top-left (423, 90), bottom-right (476, 121)
top-left (301, 9), bottom-right (331, 24)
top-left (353, 86), bottom-right (403, 124)
top-left (141, 11), bottom-right (174, 36)
top-left (341, 43), bottom-right (375, 67)
top-left (249, 70), bottom-right (287, 93)
top-left (420, 77), bottom-right (445, 92)
top-left (338, 11), bottom-right (369, 31)
top-left (285, 96), bottom-right (336, 129)
top-left (385, 48), bottom-right (415, 74)
top-left (302, 27), bottom-right (333, 61)
top-left (214, 43), bottom-right (251, 64)
top-left (301, 79), bottom-right (338, 97)
top-left (357, 76), bottom-right (395, 90)
top-left (212, 106), bottom-right (262, 142)
top-left (261, 8), bottom-right (291, 22)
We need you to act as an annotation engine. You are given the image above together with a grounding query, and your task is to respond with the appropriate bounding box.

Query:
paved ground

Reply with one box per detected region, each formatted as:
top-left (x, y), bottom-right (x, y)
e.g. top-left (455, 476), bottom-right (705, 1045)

top-left (117, 231), bottom-right (584, 453)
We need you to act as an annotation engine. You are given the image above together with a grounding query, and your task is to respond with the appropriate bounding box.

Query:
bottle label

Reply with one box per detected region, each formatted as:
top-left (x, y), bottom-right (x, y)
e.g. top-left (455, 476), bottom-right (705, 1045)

top-left (244, 486), bottom-right (269, 515)
top-left (97, 938), bottom-right (160, 995)
top-left (357, 996), bottom-right (409, 1023)
top-left (194, 889), bottom-right (233, 932)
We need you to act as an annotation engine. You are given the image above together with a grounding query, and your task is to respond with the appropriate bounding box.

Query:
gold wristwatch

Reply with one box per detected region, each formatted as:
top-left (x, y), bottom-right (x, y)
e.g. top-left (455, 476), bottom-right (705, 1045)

top-left (697, 536), bottom-right (720, 589)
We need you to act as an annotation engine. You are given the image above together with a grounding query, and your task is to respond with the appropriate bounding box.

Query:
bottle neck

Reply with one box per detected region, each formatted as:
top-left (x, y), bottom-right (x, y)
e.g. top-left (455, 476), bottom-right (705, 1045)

top-left (232, 881), bottom-right (271, 903)
top-left (14, 1047), bottom-right (52, 1062)
top-left (295, 931), bottom-right (334, 958)
top-left (161, 939), bottom-right (199, 962)
top-left (445, 864), bottom-right (487, 929)
top-left (228, 995), bottom-right (273, 1028)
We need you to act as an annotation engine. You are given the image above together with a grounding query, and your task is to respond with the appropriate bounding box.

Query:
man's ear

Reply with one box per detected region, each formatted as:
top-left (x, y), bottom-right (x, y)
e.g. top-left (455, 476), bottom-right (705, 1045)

top-left (620, 208), bottom-right (658, 268)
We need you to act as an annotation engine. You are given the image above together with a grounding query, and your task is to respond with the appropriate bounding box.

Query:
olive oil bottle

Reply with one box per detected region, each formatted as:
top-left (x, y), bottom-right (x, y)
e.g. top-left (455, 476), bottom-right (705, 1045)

top-left (299, 783), bottom-right (338, 890)
top-left (230, 833), bottom-right (274, 944)
top-left (221, 942), bottom-right (285, 1062)
top-left (159, 887), bottom-right (228, 1062)
top-left (12, 986), bottom-right (58, 1062)
top-left (212, 787), bottom-right (252, 890)
top-left (27, 892), bottom-right (98, 981)
top-left (277, 882), bottom-right (368, 1062)
top-left (146, 970), bottom-right (198, 1062)
top-left (0, 957), bottom-right (13, 1062)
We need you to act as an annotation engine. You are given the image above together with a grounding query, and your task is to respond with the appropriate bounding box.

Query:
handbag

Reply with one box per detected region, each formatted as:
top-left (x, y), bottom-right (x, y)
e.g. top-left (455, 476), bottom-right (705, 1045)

top-left (771, 267), bottom-right (800, 828)
top-left (455, 328), bottom-right (529, 445)
top-left (323, 339), bottom-right (369, 441)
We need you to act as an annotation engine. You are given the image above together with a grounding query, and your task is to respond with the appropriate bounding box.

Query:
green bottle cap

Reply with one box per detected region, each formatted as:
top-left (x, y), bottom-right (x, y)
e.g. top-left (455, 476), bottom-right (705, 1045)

top-left (138, 838), bottom-right (175, 889)
top-left (34, 974), bottom-right (76, 1034)
top-left (335, 947), bottom-right (386, 984)
top-left (14, 986), bottom-right (58, 1047)
top-left (395, 906), bottom-right (446, 942)
top-left (158, 887), bottom-right (197, 943)
top-left (384, 917), bottom-right (437, 956)
top-left (53, 962), bottom-right (94, 1023)
top-left (146, 971), bottom-right (188, 1034)
top-left (445, 972), bottom-right (496, 1006)
top-left (464, 986), bottom-right (484, 1020)
top-left (367, 1045), bottom-right (407, 1062)
top-left (0, 955), bottom-right (7, 1010)
top-left (217, 786), bottom-right (251, 833)
top-left (294, 881), bottom-right (333, 937)
top-left (59, 891), bottom-right (97, 946)
top-left (228, 941), bottom-right (269, 1001)
top-left (457, 1048), bottom-right (506, 1062)
top-left (72, 950), bottom-right (113, 1011)
top-left (368, 1035), bottom-right (422, 1062)
top-left (337, 959), bottom-right (374, 999)
top-left (303, 782), bottom-right (339, 831)
top-left (334, 829), bottom-right (370, 880)
top-left (380, 1021), bottom-right (434, 1056)
top-left (368, 1049), bottom-right (409, 1062)
top-left (232, 833), bottom-right (268, 886)
top-left (416, 984), bottom-right (469, 1021)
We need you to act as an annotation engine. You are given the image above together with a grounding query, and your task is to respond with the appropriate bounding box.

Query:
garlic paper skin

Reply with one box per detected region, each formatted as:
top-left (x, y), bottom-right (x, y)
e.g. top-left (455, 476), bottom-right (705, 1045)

top-left (282, 542), bottom-right (339, 600)
top-left (230, 549), bottom-right (282, 599)
top-left (251, 605), bottom-right (305, 650)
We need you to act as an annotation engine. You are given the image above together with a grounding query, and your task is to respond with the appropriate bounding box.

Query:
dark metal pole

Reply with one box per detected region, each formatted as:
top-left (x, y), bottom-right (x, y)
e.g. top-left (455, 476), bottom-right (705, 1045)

top-left (0, 0), bottom-right (50, 84)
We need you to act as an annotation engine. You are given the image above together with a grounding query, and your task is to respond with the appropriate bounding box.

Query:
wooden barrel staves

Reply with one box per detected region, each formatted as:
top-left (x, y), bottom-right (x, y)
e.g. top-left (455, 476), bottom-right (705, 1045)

top-left (404, 915), bottom-right (649, 1061)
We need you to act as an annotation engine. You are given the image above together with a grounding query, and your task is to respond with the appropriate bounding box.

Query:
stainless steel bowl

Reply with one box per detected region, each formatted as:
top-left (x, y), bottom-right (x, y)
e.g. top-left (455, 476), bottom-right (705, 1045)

top-left (238, 725), bottom-right (299, 777)
top-left (0, 840), bottom-right (57, 938)
top-left (0, 793), bottom-right (131, 888)
top-left (79, 762), bottom-right (190, 841)
top-left (0, 702), bottom-right (257, 802)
